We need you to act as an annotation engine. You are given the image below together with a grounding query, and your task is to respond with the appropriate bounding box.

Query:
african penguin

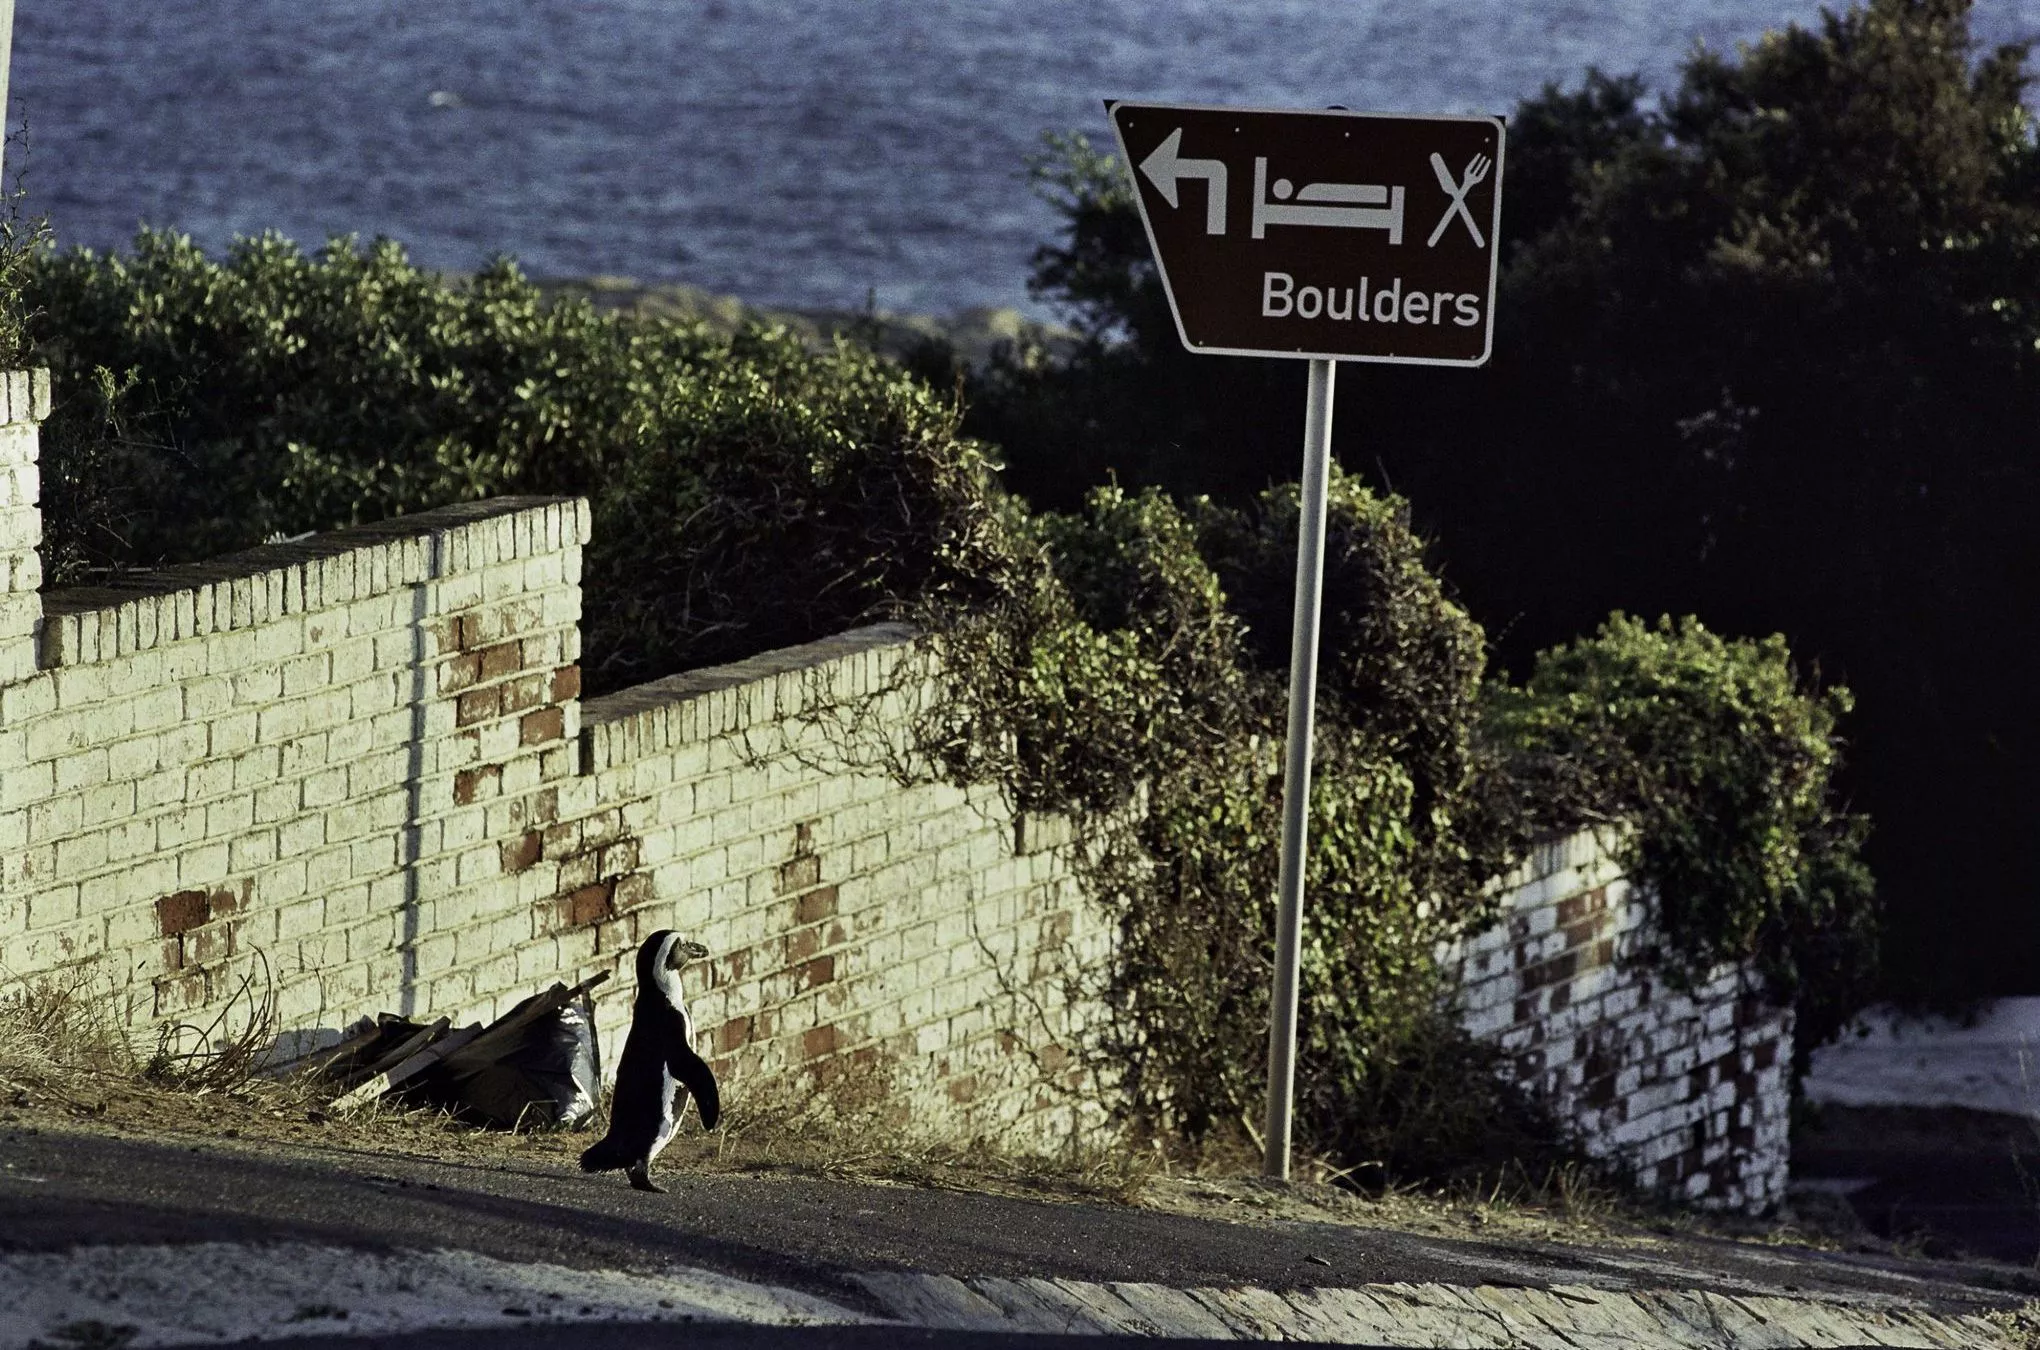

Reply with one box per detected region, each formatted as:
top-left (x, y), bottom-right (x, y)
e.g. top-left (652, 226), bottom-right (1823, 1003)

top-left (579, 930), bottom-right (722, 1193)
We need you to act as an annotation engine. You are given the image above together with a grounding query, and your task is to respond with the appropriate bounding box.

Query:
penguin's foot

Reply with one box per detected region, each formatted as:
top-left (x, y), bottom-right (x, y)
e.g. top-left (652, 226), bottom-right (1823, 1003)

top-left (627, 1165), bottom-right (665, 1194)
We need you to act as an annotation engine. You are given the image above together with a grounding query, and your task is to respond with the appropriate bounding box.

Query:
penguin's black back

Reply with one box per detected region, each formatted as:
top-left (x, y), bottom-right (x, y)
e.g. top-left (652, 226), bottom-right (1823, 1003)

top-left (580, 932), bottom-right (720, 1174)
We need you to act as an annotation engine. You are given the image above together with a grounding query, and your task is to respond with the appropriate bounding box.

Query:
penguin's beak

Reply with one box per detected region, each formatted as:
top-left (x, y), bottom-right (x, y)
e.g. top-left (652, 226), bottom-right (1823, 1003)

top-left (667, 939), bottom-right (710, 972)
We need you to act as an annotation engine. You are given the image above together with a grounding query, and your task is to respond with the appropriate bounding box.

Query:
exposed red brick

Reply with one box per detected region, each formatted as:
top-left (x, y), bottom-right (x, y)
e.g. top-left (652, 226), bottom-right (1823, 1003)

top-left (1560, 915), bottom-right (1606, 954)
top-left (1521, 951), bottom-right (1580, 990)
top-left (500, 672), bottom-right (547, 715)
top-left (478, 640), bottom-right (523, 682)
top-left (551, 664), bottom-right (582, 703)
top-left (454, 765), bottom-right (499, 806)
top-left (794, 886), bottom-right (838, 925)
top-left (440, 653), bottom-right (483, 694)
top-left (793, 821), bottom-right (814, 852)
top-left (612, 873), bottom-right (655, 910)
top-left (777, 854), bottom-right (821, 895)
top-left (1752, 1039), bottom-right (1779, 1071)
top-left (1581, 1045), bottom-right (1618, 1107)
top-left (161, 938), bottom-right (185, 972)
top-left (428, 617), bottom-right (462, 655)
top-left (945, 1074), bottom-right (978, 1105)
top-left (716, 1016), bottom-right (752, 1055)
top-left (457, 611), bottom-right (490, 650)
top-left (520, 707), bottom-right (564, 746)
top-left (1547, 980), bottom-right (1571, 1011)
top-left (566, 881), bottom-right (615, 928)
top-left (1555, 886), bottom-right (1607, 926)
top-left (501, 830), bottom-right (542, 874)
top-left (156, 890), bottom-right (211, 938)
top-left (456, 687), bottom-right (500, 727)
top-left (720, 948), bottom-right (752, 983)
top-left (785, 927), bottom-right (821, 964)
top-left (800, 955), bottom-right (835, 989)
top-left (802, 1024), bottom-right (838, 1061)
top-left (208, 886), bottom-right (242, 917)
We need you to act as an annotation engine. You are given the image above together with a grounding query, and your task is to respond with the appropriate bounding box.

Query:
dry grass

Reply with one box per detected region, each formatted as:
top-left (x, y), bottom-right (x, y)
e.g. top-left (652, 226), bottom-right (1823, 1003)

top-left (0, 959), bottom-right (291, 1108)
top-left (699, 1053), bottom-right (1157, 1205)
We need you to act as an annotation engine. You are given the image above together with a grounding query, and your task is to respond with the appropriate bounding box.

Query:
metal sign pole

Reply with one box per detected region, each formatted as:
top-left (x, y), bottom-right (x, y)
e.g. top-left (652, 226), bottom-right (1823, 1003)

top-left (1263, 356), bottom-right (1336, 1180)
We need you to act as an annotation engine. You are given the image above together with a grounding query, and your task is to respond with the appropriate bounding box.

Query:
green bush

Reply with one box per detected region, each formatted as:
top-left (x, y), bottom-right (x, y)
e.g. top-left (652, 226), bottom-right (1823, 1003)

top-left (915, 475), bottom-right (1871, 1166)
top-left (914, 471), bottom-right (1544, 1174)
top-left (1483, 615), bottom-right (1877, 1060)
top-left (24, 231), bottom-right (1011, 689)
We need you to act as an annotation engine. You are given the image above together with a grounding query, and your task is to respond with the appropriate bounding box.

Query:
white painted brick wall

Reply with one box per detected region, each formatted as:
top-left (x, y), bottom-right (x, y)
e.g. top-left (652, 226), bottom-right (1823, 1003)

top-left (1440, 828), bottom-right (1793, 1213)
top-left (1, 438), bottom-right (1798, 1186)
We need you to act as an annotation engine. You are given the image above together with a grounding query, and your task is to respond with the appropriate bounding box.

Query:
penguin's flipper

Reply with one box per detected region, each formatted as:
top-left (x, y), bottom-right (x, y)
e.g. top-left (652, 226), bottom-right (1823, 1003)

top-left (669, 1044), bottom-right (721, 1131)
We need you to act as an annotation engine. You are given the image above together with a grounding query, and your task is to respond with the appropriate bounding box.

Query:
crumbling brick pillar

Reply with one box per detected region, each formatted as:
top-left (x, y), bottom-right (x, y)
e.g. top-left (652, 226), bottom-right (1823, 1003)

top-left (0, 369), bottom-right (49, 687)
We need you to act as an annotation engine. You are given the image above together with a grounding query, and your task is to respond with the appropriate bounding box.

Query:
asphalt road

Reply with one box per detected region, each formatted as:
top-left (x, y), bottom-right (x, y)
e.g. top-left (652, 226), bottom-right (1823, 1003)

top-left (1792, 1105), bottom-right (2040, 1265)
top-left (7, 1120), bottom-right (2033, 1316)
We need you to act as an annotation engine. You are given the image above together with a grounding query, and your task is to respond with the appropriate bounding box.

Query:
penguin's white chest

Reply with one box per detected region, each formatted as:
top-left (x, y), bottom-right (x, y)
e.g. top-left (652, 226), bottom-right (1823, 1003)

top-left (648, 1066), bottom-right (684, 1161)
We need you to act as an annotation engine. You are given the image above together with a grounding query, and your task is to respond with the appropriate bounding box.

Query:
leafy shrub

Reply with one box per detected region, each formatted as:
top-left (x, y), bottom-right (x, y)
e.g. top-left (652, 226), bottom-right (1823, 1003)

top-left (1483, 615), bottom-right (1877, 1060)
top-left (913, 472), bottom-right (1543, 1174)
top-left (23, 231), bottom-right (1011, 689)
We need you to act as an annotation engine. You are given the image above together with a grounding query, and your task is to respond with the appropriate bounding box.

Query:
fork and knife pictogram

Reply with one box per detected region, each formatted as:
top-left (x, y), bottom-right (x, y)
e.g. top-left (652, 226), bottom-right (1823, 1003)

top-left (1426, 152), bottom-right (1491, 248)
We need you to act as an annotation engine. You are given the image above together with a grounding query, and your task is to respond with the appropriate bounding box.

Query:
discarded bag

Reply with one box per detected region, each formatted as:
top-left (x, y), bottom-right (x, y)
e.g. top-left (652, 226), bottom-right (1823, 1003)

top-left (307, 971), bottom-right (608, 1129)
top-left (416, 990), bottom-right (601, 1130)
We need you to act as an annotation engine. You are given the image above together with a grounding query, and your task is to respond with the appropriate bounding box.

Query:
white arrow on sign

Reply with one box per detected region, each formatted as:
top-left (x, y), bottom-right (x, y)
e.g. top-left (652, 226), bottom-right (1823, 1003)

top-left (1139, 127), bottom-right (1229, 236)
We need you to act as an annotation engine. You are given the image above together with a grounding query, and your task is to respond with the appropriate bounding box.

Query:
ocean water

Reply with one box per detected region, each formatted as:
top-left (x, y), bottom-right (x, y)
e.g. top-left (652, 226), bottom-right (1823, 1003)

top-left (15, 0), bottom-right (2040, 317)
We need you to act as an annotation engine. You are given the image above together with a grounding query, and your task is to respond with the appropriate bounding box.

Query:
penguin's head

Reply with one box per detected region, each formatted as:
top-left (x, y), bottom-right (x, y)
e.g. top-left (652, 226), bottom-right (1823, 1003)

top-left (637, 929), bottom-right (709, 1006)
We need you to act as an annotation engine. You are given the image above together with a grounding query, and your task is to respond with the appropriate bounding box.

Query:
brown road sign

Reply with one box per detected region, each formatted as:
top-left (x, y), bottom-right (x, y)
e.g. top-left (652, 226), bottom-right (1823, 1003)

top-left (1108, 101), bottom-right (1505, 366)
